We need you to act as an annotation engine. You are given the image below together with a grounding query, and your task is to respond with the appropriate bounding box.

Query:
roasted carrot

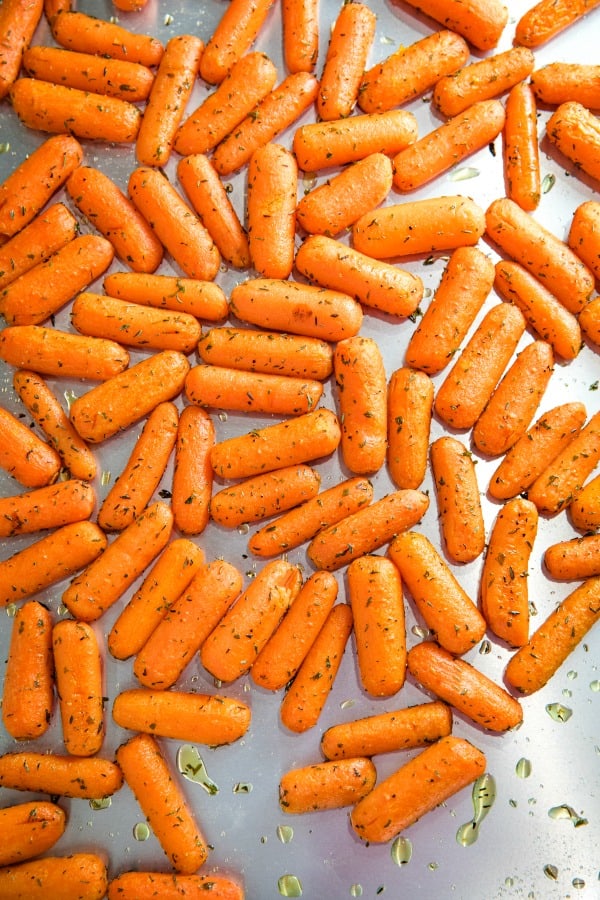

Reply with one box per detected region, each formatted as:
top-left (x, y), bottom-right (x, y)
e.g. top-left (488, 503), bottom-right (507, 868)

top-left (282, 0), bottom-right (319, 73)
top-left (387, 367), bottom-right (434, 491)
top-left (108, 538), bottom-right (205, 661)
top-left (485, 197), bottom-right (595, 314)
top-left (488, 401), bottom-right (588, 501)
top-left (199, 0), bottom-right (276, 84)
top-left (578, 296), bottom-right (600, 347)
top-left (0, 479), bottom-right (95, 538)
top-left (0, 0), bottom-right (43, 100)
top-left (358, 30), bottom-right (469, 114)
top-left (279, 757), bottom-right (376, 813)
top-left (246, 142), bottom-right (298, 279)
top-left (52, 619), bottom-right (104, 757)
top-left (544, 534), bottom-right (600, 580)
top-left (515, 0), bottom-right (600, 48)
top-left (433, 302), bottom-right (526, 431)
top-left (546, 101), bottom-right (600, 183)
top-left (405, 246), bottom-right (495, 375)
top-left (503, 82), bottom-right (541, 212)
top-left (505, 575), bottom-right (600, 694)
top-left (171, 404), bottom-right (214, 536)
top-left (113, 689), bottom-right (251, 746)
top-left (0, 325), bottom-right (129, 382)
top-left (103, 272), bottom-right (228, 321)
top-left (116, 732), bottom-right (209, 874)
top-left (392, 99), bottom-right (506, 193)
top-left (0, 751), bottom-right (123, 798)
top-left (107, 872), bottom-right (244, 900)
top-left (2, 601), bottom-right (53, 740)
top-left (51, 10), bottom-right (164, 66)
top-left (388, 531), bottom-right (486, 656)
top-left (0, 801), bottom-right (66, 867)
top-left (210, 464), bottom-right (321, 528)
top-left (568, 200), bottom-right (600, 284)
top-left (480, 497), bottom-right (538, 647)
top-left (62, 501), bottom-right (173, 622)
top-left (197, 326), bottom-right (333, 380)
top-left (0, 203), bottom-right (78, 290)
top-left (0, 406), bottom-right (61, 488)
top-left (317, 1), bottom-right (376, 120)
top-left (0, 853), bottom-right (108, 900)
top-left (430, 435), bottom-right (485, 564)
top-left (43, 0), bottom-right (69, 20)
top-left (433, 47), bottom-right (535, 119)
top-left (132, 559), bottom-right (241, 688)
top-left (321, 700), bottom-right (453, 760)
top-left (334, 335), bottom-right (387, 475)
top-left (407, 641), bottom-right (523, 732)
top-left (307, 489), bottom-right (429, 572)
top-left (569, 472), bottom-right (600, 531)
top-left (400, 0), bottom-right (508, 49)
top-left (530, 63), bottom-right (600, 111)
top-left (280, 602), bottom-right (353, 733)
top-left (350, 735), bottom-right (486, 843)
top-left (69, 350), bottom-right (189, 443)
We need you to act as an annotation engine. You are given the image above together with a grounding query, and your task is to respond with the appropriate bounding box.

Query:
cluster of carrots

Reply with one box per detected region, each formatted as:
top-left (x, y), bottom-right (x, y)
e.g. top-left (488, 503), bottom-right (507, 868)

top-left (0, 0), bottom-right (599, 895)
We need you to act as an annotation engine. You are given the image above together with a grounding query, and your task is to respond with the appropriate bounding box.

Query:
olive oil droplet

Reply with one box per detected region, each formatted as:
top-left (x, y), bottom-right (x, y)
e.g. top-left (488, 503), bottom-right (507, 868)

top-left (133, 822), bottom-right (150, 841)
top-left (176, 744), bottom-right (219, 795)
top-left (545, 702), bottom-right (572, 722)
top-left (278, 874), bottom-right (303, 897)
top-left (516, 757), bottom-right (532, 778)
top-left (277, 825), bottom-right (294, 844)
top-left (391, 835), bottom-right (412, 866)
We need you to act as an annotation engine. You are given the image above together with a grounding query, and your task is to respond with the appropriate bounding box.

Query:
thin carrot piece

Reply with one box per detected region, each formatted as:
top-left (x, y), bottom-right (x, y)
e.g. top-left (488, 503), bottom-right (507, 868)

top-left (0, 479), bottom-right (95, 538)
top-left (43, 0), bottom-right (69, 20)
top-left (317, 1), bottom-right (376, 120)
top-left (280, 602), bottom-right (353, 733)
top-left (0, 406), bottom-right (61, 488)
top-left (171, 405), bottom-right (214, 536)
top-left (22, 45), bottom-right (155, 101)
top-left (387, 367), bottom-right (434, 491)
top-left (399, 0), bottom-right (508, 49)
top-left (279, 757), bottom-right (376, 813)
top-left (197, 326), bottom-right (333, 380)
top-left (480, 497), bottom-right (538, 647)
top-left (0, 203), bottom-right (78, 290)
top-left (51, 10), bottom-right (164, 66)
top-left (568, 200), bottom-right (600, 283)
top-left (282, 0), bottom-right (319, 73)
top-left (0, 854), bottom-right (108, 900)
top-left (0, 0), bottom-right (43, 100)
top-left (430, 436), bottom-right (485, 564)
top-left (530, 63), bottom-right (600, 111)
top-left (569, 472), bottom-right (600, 531)
top-left (246, 142), bottom-right (298, 279)
top-left (388, 531), bottom-right (486, 656)
top-left (0, 325), bottom-right (129, 381)
top-left (0, 801), bottom-right (66, 867)
top-left (0, 752), bottom-right (122, 798)
top-left (334, 335), bottom-right (387, 475)
top-left (503, 82), bottom-right (541, 212)
top-left (210, 465), bottom-right (321, 528)
top-left (2, 601), bottom-right (53, 740)
top-left (546, 101), bottom-right (600, 183)
top-left (544, 534), bottom-right (600, 580)
top-left (515, 0), bottom-right (600, 48)
top-left (103, 272), bottom-right (228, 321)
top-left (107, 872), bottom-right (244, 900)
top-left (200, 0), bottom-right (277, 85)
top-left (579, 296), bottom-right (600, 347)
top-left (52, 619), bottom-right (104, 757)
top-left (433, 47), bottom-right (535, 119)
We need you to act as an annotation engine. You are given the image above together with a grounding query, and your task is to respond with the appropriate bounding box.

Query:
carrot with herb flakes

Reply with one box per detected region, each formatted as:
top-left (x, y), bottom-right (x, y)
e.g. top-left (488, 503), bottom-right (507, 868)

top-left (569, 472), bottom-right (600, 531)
top-left (544, 534), bottom-right (600, 580)
top-left (503, 82), bottom-right (541, 212)
top-left (0, 406), bottom-right (61, 489)
top-left (307, 489), bottom-right (429, 572)
top-left (279, 757), bottom-right (376, 814)
top-left (433, 47), bottom-right (535, 119)
top-left (198, 326), bottom-right (333, 380)
top-left (171, 405), bottom-right (214, 537)
top-left (103, 271), bottom-right (228, 321)
top-left (0, 479), bottom-right (95, 538)
top-left (0, 751), bottom-right (123, 798)
top-left (2, 601), bottom-right (54, 740)
top-left (0, 801), bottom-right (66, 868)
top-left (116, 732), bottom-right (209, 874)
top-left (546, 101), bottom-right (600, 184)
top-left (388, 531), bottom-right (486, 656)
top-left (317, 1), bottom-right (376, 121)
top-left (211, 465), bottom-right (321, 528)
top-left (530, 63), bottom-right (600, 111)
top-left (107, 872), bottom-right (244, 900)
top-left (480, 497), bottom-right (538, 648)
top-left (186, 365), bottom-right (323, 417)
top-left (282, 0), bottom-right (319, 73)
top-left (579, 296), bottom-right (600, 347)
top-left (199, 0), bottom-right (277, 84)
top-left (52, 619), bottom-right (104, 757)
top-left (246, 142), bottom-right (298, 279)
top-left (0, 325), bottom-right (129, 382)
top-left (51, 10), bottom-right (164, 66)
top-left (430, 435), bottom-right (485, 564)
top-left (0, 853), bottom-right (108, 900)
top-left (515, 0), bottom-right (600, 48)
top-left (0, 0), bottom-right (43, 100)
top-left (402, 0), bottom-right (508, 49)
top-left (387, 367), bottom-right (434, 491)
top-left (0, 203), bottom-right (78, 290)
top-left (568, 200), bottom-right (600, 284)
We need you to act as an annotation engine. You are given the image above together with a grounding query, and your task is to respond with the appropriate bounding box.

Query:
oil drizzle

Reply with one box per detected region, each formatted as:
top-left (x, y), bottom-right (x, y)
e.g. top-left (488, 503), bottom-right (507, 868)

top-left (176, 744), bottom-right (219, 795)
top-left (456, 773), bottom-right (496, 846)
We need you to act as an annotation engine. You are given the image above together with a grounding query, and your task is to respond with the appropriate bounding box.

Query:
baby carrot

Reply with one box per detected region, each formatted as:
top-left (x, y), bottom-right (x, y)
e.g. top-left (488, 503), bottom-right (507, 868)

top-left (350, 735), bottom-right (486, 843)
top-left (317, 1), bottom-right (376, 121)
top-left (547, 101), bottom-right (600, 183)
top-left (0, 854), bottom-right (108, 900)
top-left (334, 335), bottom-right (388, 475)
top-left (199, 0), bottom-right (276, 84)
top-left (52, 619), bottom-right (104, 757)
top-left (107, 872), bottom-right (244, 900)
top-left (392, 99), bottom-right (506, 193)
top-left (293, 109), bottom-right (418, 171)
top-left (0, 521), bottom-right (107, 609)
top-left (388, 531), bottom-right (486, 655)
top-left (358, 30), bottom-right (469, 114)
top-left (568, 200), bottom-right (600, 283)
top-left (198, 326), bottom-right (333, 380)
top-left (248, 476), bottom-right (373, 558)
top-left (128, 166), bottom-right (220, 282)
top-left (279, 757), bottom-right (376, 814)
top-left (405, 246), bottom-right (495, 375)
top-left (430, 436), bottom-right (485, 564)
top-left (113, 689), bottom-right (251, 746)
top-left (0, 479), bottom-right (95, 538)
top-left (480, 497), bottom-right (538, 647)
top-left (488, 401), bottom-right (588, 501)
top-left (578, 297), bottom-right (600, 348)
top-left (307, 489), bottom-right (430, 572)
top-left (103, 272), bottom-right (228, 321)
top-left (2, 601), bottom-right (53, 740)
top-left (210, 464), bottom-right (321, 528)
top-left (62, 502), bottom-right (173, 622)
top-left (108, 538), bottom-right (205, 661)
top-left (544, 534), bottom-right (600, 580)
top-left (282, 0), bottom-right (319, 73)
top-left (0, 203), bottom-right (78, 290)
top-left (69, 350), bottom-right (190, 443)
top-left (280, 602), bottom-right (353, 733)
top-left (433, 47), bottom-right (535, 119)
top-left (177, 154), bottom-right (250, 270)
top-left (530, 63), bottom-right (600, 111)
top-left (569, 472), bottom-right (600, 531)
top-left (43, 0), bottom-right (70, 22)
top-left (116, 732), bottom-right (209, 874)
top-left (433, 302), bottom-right (526, 431)
top-left (352, 195), bottom-right (486, 259)
top-left (0, 406), bottom-right (61, 488)
top-left (400, 0), bottom-right (508, 50)
top-left (485, 197), bottom-right (595, 314)
top-left (321, 700), bottom-right (453, 760)
top-left (0, 325), bottom-right (129, 382)
top-left (515, 0), bottom-right (600, 48)
top-left (230, 278), bottom-right (363, 342)
top-left (407, 641), bottom-right (523, 732)
top-left (505, 575), bottom-right (600, 695)
top-left (503, 82), bottom-right (541, 212)
top-left (171, 405), bottom-right (214, 536)
top-left (246, 142), bottom-right (298, 279)
top-left (0, 751), bottom-right (123, 798)
top-left (132, 559), bottom-right (242, 688)
top-left (387, 367), bottom-right (434, 491)
top-left (297, 152), bottom-right (393, 236)
top-left (51, 10), bottom-right (164, 66)
top-left (0, 0), bottom-right (43, 100)
top-left (251, 570), bottom-right (338, 690)
top-left (0, 801), bottom-right (66, 867)
top-left (494, 260), bottom-right (582, 361)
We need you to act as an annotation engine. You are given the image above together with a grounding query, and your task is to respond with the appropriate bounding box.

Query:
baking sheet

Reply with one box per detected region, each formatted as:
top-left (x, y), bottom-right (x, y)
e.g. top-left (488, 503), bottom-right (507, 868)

top-left (0, 1), bottom-right (599, 897)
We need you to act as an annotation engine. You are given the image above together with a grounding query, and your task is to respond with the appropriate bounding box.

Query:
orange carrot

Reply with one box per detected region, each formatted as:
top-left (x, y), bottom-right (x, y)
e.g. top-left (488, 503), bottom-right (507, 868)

top-left (430, 436), bottom-right (485, 564)
top-left (321, 700), bottom-right (453, 760)
top-left (0, 325), bottom-right (129, 381)
top-left (0, 406), bottom-right (61, 488)
top-left (51, 10), bottom-right (164, 66)
top-left (62, 501), bottom-right (173, 622)
top-left (307, 489), bottom-right (430, 572)
top-left (211, 464), bottom-right (321, 528)
top-left (0, 203), bottom-right (78, 290)
top-left (200, 0), bottom-right (277, 84)
top-left (569, 471), bottom-right (600, 531)
top-left (530, 63), bottom-right (600, 111)
top-left (22, 45), bottom-right (155, 101)
top-left (568, 200), bottom-right (600, 283)
top-left (0, 801), bottom-right (66, 867)
top-left (0, 751), bottom-right (123, 798)
top-left (197, 326), bottom-right (333, 380)
top-left (279, 757), bottom-right (376, 813)
top-left (0, 479), bottom-right (95, 538)
top-left (2, 601), bottom-right (53, 740)
top-left (103, 272), bottom-right (228, 321)
top-left (387, 367), bottom-right (434, 491)
top-left (246, 142), bottom-right (298, 279)
top-left (388, 531), bottom-right (486, 655)
top-left (0, 0), bottom-right (43, 100)
top-left (503, 82), bottom-right (541, 212)
top-left (0, 853), bottom-right (108, 900)
top-left (52, 619), bottom-right (104, 757)
top-left (171, 405), bottom-right (214, 536)
top-left (116, 732), bottom-right (209, 874)
top-left (282, 0), bottom-right (319, 73)
top-left (544, 534), bottom-right (600, 580)
top-left (43, 0), bottom-right (69, 20)
top-left (579, 296), bottom-right (600, 347)
top-left (399, 0), bottom-right (508, 50)
top-left (107, 872), bottom-right (244, 900)
top-left (515, 0), bottom-right (600, 48)
top-left (546, 100), bottom-right (600, 183)
top-left (350, 735), bottom-right (486, 843)
top-left (433, 47), bottom-right (535, 119)
top-left (480, 497), bottom-right (538, 647)
top-left (317, 1), bottom-right (376, 120)
top-left (280, 602), bottom-right (353, 733)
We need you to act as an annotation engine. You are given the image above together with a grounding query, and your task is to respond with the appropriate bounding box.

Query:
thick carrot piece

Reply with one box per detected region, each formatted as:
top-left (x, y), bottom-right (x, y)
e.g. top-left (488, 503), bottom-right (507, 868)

top-left (0, 854), bottom-right (108, 900)
top-left (546, 101), bottom-right (600, 183)
top-left (200, 0), bottom-right (276, 84)
top-left (282, 0), bottom-right (319, 73)
top-left (503, 82), bottom-right (541, 212)
top-left (317, 1), bottom-right (376, 121)
top-left (580, 297), bottom-right (600, 347)
top-left (334, 335), bottom-right (387, 475)
top-left (116, 732), bottom-right (208, 874)
top-left (98, 402), bottom-right (178, 533)
top-left (530, 63), bottom-right (600, 111)
top-left (350, 735), bottom-right (486, 843)
top-left (2, 601), bottom-right (54, 740)
top-left (279, 757), bottom-right (376, 813)
top-left (187, 366), bottom-right (322, 417)
top-left (0, 801), bottom-right (65, 867)
top-left (0, 203), bottom-right (78, 290)
top-left (569, 472), bottom-right (600, 531)
top-left (132, 559), bottom-right (242, 688)
top-left (392, 100), bottom-right (506, 193)
top-left (515, 0), bottom-right (600, 48)
top-left (480, 497), bottom-right (538, 648)
top-left (0, 751), bottom-right (123, 798)
top-left (388, 531), bottom-right (486, 656)
top-left (399, 0), bottom-right (508, 50)
top-left (246, 142), bottom-right (297, 279)
top-left (433, 47), bottom-right (535, 119)
top-left (544, 534), bottom-right (600, 580)
top-left (0, 0), bottom-right (43, 100)
top-left (280, 602), bottom-right (353, 733)
top-left (0, 479), bottom-right (95, 538)
top-left (568, 200), bottom-right (600, 283)
top-left (171, 405), bottom-right (214, 536)
top-left (52, 619), bottom-right (104, 757)
top-left (51, 10), bottom-right (164, 66)
top-left (430, 435), bottom-right (485, 564)
top-left (321, 700), bottom-right (453, 760)
top-left (0, 406), bottom-right (61, 489)
top-left (307, 489), bottom-right (429, 572)
top-left (505, 576), bottom-right (600, 695)
top-left (103, 272), bottom-right (228, 322)
top-left (107, 872), bottom-right (244, 900)
top-left (198, 326), bottom-right (333, 380)
top-left (210, 465), bottom-right (321, 528)
top-left (387, 367), bottom-right (434, 491)
top-left (0, 325), bottom-right (129, 382)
